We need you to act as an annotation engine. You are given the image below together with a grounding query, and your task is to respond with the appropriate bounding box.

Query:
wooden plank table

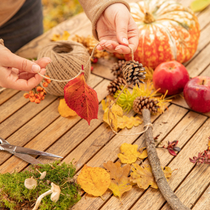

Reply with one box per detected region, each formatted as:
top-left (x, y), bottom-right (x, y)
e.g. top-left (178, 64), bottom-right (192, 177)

top-left (1, 0), bottom-right (210, 209)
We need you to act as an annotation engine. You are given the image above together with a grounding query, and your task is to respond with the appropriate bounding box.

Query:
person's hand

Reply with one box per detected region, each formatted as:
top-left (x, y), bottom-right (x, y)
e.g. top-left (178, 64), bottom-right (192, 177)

top-left (0, 45), bottom-right (51, 91)
top-left (96, 3), bottom-right (139, 54)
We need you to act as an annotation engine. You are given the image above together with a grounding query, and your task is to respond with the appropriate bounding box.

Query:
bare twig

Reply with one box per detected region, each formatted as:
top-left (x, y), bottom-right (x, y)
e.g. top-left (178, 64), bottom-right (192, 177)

top-left (142, 109), bottom-right (190, 210)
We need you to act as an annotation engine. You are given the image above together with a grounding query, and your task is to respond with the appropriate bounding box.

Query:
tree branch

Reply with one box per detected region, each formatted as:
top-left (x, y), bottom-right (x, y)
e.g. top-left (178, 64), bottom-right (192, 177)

top-left (142, 109), bottom-right (190, 210)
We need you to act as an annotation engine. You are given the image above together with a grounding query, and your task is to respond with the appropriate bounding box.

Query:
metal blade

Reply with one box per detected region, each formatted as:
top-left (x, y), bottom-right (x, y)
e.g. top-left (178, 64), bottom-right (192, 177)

top-left (14, 146), bottom-right (63, 158)
top-left (14, 153), bottom-right (43, 165)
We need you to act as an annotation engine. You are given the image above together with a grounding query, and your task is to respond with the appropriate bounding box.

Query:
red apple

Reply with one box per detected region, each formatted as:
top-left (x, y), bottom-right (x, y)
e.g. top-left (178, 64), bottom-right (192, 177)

top-left (153, 61), bottom-right (190, 95)
top-left (183, 76), bottom-right (210, 113)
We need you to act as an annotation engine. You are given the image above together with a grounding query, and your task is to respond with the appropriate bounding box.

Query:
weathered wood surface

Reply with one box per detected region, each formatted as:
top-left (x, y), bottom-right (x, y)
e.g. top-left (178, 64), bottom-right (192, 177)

top-left (1, 1), bottom-right (210, 210)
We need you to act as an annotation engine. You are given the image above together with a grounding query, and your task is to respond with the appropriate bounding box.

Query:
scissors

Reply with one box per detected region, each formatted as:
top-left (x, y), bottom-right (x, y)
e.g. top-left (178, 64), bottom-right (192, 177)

top-left (0, 137), bottom-right (62, 165)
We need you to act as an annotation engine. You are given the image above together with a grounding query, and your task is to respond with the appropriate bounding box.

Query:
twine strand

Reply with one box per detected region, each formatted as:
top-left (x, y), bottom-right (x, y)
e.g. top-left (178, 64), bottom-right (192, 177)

top-left (38, 43), bottom-right (133, 82)
top-left (38, 70), bottom-right (84, 82)
top-left (38, 43), bottom-right (99, 83)
top-left (108, 118), bottom-right (153, 136)
top-left (0, 87), bottom-right (6, 93)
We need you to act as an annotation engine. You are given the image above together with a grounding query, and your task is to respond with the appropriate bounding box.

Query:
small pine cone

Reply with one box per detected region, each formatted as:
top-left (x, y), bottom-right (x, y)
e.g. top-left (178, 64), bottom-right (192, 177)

top-left (122, 61), bottom-right (146, 86)
top-left (107, 77), bottom-right (127, 96)
top-left (133, 96), bottom-right (160, 114)
top-left (111, 60), bottom-right (126, 78)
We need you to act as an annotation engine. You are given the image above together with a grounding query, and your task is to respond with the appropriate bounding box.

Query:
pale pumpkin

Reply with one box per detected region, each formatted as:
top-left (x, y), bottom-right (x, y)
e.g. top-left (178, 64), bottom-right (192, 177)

top-left (125, 0), bottom-right (200, 68)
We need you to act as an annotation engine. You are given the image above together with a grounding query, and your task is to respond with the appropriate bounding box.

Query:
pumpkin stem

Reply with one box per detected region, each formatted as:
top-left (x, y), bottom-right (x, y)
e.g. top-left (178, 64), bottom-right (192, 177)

top-left (144, 12), bottom-right (155, 24)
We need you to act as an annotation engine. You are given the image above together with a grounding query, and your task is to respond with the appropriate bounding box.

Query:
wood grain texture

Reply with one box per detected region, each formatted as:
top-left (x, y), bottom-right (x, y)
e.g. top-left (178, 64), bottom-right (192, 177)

top-left (71, 105), bottom-right (188, 210)
top-left (122, 112), bottom-right (207, 210)
top-left (197, 5), bottom-right (210, 31)
top-left (0, 94), bottom-right (56, 139)
top-left (0, 91), bottom-right (29, 123)
top-left (161, 118), bottom-right (210, 210)
top-left (0, 89), bottom-right (19, 105)
top-left (185, 22), bottom-right (210, 66)
top-left (16, 13), bottom-right (92, 59)
top-left (1, 1), bottom-right (210, 210)
top-left (0, 100), bottom-right (60, 166)
top-left (0, 79), bottom-right (109, 173)
top-left (192, 185), bottom-right (210, 210)
top-left (101, 111), bottom-right (206, 210)
top-left (92, 57), bottom-right (118, 80)
top-left (187, 42), bottom-right (210, 77)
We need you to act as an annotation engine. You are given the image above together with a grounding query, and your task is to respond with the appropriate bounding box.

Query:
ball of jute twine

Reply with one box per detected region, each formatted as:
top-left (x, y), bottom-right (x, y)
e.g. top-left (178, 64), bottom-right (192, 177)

top-left (38, 43), bottom-right (152, 136)
top-left (37, 40), bottom-right (91, 96)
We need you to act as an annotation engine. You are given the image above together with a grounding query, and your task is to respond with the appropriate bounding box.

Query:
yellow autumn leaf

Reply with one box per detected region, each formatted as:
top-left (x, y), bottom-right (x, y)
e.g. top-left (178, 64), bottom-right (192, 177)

top-left (117, 116), bottom-right (142, 129)
top-left (208, 140), bottom-right (210, 150)
top-left (77, 165), bottom-right (110, 196)
top-left (139, 147), bottom-right (148, 159)
top-left (101, 98), bottom-right (142, 131)
top-left (58, 98), bottom-right (77, 117)
top-left (130, 163), bottom-right (158, 189)
top-left (102, 98), bottom-right (124, 131)
top-left (118, 143), bottom-right (147, 164)
top-left (145, 66), bottom-right (154, 80)
top-left (130, 163), bottom-right (172, 190)
top-left (103, 161), bottom-right (132, 199)
top-left (190, 0), bottom-right (210, 12)
top-left (51, 31), bottom-right (70, 41)
top-left (163, 166), bottom-right (172, 180)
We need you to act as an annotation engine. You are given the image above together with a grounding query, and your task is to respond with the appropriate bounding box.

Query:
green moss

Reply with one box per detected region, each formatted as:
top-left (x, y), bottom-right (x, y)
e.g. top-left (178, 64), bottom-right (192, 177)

top-left (0, 161), bottom-right (81, 210)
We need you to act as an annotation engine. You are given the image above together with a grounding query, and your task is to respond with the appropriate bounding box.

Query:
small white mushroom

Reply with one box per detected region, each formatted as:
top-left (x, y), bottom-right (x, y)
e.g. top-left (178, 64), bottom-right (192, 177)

top-left (36, 168), bottom-right (47, 179)
top-left (32, 182), bottom-right (61, 210)
top-left (24, 177), bottom-right (37, 190)
top-left (50, 183), bottom-right (61, 202)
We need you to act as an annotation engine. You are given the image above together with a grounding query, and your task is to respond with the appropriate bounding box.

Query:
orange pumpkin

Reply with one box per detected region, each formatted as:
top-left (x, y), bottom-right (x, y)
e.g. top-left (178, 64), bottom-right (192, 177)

top-left (125, 0), bottom-right (200, 68)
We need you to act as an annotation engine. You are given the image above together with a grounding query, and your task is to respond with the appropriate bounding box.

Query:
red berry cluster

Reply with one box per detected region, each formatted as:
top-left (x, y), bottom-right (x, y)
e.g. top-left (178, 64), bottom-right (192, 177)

top-left (23, 76), bottom-right (51, 104)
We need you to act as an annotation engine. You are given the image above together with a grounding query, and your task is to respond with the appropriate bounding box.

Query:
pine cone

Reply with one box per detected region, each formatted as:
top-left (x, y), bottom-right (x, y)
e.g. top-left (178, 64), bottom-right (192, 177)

top-left (107, 77), bottom-right (127, 96)
top-left (133, 96), bottom-right (159, 114)
top-left (122, 61), bottom-right (146, 86)
top-left (111, 60), bottom-right (126, 78)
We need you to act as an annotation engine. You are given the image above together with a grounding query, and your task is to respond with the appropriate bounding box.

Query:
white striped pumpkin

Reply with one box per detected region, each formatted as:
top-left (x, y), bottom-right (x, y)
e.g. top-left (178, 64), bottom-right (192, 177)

top-left (125, 0), bottom-right (200, 68)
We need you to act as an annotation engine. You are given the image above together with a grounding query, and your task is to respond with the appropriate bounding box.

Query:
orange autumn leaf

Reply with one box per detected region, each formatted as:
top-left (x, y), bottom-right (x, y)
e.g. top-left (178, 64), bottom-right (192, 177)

top-left (130, 163), bottom-right (172, 190)
top-left (77, 165), bottom-right (110, 196)
top-left (58, 98), bottom-right (77, 117)
top-left (208, 140), bottom-right (210, 150)
top-left (103, 161), bottom-right (132, 199)
top-left (64, 72), bottom-right (98, 125)
top-left (118, 143), bottom-right (148, 164)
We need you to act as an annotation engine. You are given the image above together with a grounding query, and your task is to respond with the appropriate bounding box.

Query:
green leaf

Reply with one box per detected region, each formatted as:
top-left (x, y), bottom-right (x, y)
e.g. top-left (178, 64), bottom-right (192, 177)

top-left (190, 0), bottom-right (210, 12)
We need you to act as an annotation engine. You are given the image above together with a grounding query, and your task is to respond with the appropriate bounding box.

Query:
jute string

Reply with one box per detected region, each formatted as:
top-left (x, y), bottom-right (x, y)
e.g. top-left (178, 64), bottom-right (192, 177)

top-left (37, 40), bottom-right (91, 96)
top-left (38, 42), bottom-right (152, 135)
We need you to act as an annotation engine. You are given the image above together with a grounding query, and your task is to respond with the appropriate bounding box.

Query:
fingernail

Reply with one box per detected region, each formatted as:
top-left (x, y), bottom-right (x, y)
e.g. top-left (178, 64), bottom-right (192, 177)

top-left (45, 57), bottom-right (52, 63)
top-left (31, 65), bottom-right (41, 73)
top-left (115, 46), bottom-right (123, 53)
top-left (100, 40), bottom-right (106, 46)
top-left (105, 44), bottom-right (112, 49)
top-left (122, 38), bottom-right (129, 45)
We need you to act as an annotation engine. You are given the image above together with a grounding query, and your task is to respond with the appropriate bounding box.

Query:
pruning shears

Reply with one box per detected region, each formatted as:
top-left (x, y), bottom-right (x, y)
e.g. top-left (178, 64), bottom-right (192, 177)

top-left (0, 137), bottom-right (62, 165)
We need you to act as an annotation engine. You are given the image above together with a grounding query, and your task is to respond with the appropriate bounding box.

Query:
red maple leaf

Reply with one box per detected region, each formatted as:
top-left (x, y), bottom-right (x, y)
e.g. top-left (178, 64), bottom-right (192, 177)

top-left (64, 72), bottom-right (98, 124)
